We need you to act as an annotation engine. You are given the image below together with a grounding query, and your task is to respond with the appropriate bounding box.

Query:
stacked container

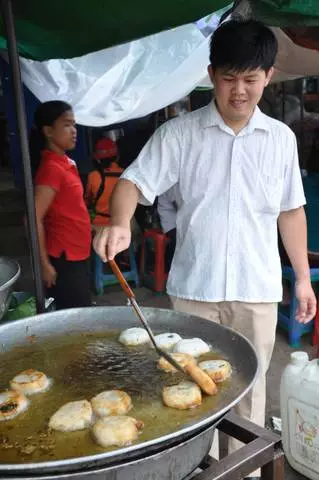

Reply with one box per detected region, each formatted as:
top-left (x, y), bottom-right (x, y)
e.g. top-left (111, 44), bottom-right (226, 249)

top-left (280, 352), bottom-right (319, 480)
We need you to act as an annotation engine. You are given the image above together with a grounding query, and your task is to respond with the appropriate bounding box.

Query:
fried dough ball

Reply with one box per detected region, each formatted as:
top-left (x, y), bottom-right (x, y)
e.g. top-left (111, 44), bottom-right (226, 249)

top-left (173, 338), bottom-right (210, 357)
top-left (119, 328), bottom-right (150, 346)
top-left (157, 353), bottom-right (196, 373)
top-left (10, 369), bottom-right (51, 395)
top-left (198, 360), bottom-right (232, 383)
top-left (162, 381), bottom-right (202, 410)
top-left (153, 333), bottom-right (182, 351)
top-left (0, 390), bottom-right (29, 421)
top-left (49, 400), bottom-right (93, 432)
top-left (92, 416), bottom-right (144, 448)
top-left (91, 390), bottom-right (132, 417)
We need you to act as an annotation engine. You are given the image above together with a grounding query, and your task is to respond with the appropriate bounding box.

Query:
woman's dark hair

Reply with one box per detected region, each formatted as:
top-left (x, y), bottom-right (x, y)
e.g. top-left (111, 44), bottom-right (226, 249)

top-left (210, 19), bottom-right (278, 73)
top-left (29, 100), bottom-right (72, 177)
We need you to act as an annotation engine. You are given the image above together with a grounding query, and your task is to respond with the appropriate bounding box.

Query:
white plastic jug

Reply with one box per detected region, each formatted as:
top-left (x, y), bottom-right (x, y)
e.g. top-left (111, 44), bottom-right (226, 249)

top-left (280, 351), bottom-right (319, 480)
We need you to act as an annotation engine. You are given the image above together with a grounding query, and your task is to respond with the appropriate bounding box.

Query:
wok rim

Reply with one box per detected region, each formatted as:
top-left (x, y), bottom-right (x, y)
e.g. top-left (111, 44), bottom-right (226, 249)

top-left (0, 306), bottom-right (259, 473)
top-left (0, 256), bottom-right (20, 293)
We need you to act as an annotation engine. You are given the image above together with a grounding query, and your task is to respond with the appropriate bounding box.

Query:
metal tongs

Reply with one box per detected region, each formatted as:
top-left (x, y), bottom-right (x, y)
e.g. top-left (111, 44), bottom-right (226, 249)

top-left (109, 259), bottom-right (218, 396)
top-left (108, 259), bottom-right (185, 374)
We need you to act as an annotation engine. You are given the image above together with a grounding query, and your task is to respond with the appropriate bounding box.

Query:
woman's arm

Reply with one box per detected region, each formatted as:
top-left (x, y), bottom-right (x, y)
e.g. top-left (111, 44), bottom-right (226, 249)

top-left (35, 185), bottom-right (57, 288)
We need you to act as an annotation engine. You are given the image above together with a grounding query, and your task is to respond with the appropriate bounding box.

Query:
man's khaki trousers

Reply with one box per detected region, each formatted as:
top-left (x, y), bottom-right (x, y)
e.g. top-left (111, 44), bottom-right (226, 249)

top-left (170, 297), bottom-right (278, 468)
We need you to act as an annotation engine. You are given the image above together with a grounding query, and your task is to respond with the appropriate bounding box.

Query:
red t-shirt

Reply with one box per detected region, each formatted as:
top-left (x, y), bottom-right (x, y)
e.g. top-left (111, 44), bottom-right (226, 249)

top-left (35, 150), bottom-right (91, 261)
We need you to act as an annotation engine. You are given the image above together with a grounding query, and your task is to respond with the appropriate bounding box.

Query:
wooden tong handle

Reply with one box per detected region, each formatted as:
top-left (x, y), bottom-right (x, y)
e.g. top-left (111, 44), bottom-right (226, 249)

top-left (108, 259), bottom-right (135, 300)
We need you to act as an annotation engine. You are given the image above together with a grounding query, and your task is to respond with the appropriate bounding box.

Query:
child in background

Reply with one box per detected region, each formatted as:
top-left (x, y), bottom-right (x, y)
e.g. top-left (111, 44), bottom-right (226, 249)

top-left (85, 138), bottom-right (123, 226)
top-left (31, 101), bottom-right (92, 310)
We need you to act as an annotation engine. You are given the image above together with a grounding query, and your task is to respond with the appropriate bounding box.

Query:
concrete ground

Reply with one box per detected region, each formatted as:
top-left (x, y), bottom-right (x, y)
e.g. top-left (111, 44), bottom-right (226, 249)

top-left (0, 169), bottom-right (314, 479)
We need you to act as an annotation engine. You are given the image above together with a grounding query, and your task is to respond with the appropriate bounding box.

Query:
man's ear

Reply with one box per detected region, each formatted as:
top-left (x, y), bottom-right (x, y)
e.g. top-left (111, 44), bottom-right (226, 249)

top-left (208, 64), bottom-right (215, 86)
top-left (265, 66), bottom-right (275, 87)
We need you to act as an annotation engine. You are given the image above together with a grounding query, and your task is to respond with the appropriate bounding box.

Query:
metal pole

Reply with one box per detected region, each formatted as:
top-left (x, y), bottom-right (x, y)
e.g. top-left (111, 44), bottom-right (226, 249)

top-left (300, 78), bottom-right (306, 168)
top-left (281, 82), bottom-right (285, 123)
top-left (1, 0), bottom-right (45, 313)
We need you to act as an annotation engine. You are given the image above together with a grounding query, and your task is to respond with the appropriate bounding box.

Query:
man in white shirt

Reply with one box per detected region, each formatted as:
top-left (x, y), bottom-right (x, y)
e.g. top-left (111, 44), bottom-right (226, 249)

top-left (94, 19), bottom-right (316, 475)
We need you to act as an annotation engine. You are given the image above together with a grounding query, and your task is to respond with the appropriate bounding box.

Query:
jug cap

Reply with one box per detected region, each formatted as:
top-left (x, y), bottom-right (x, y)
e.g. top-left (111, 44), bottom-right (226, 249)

top-left (290, 351), bottom-right (309, 365)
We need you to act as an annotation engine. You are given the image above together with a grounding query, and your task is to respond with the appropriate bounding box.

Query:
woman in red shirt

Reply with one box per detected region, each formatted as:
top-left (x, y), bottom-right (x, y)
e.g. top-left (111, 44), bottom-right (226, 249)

top-left (30, 101), bottom-right (92, 310)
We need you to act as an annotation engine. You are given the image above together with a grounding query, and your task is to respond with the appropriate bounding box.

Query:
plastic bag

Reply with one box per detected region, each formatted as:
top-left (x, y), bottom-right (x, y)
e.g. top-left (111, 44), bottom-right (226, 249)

top-left (3, 292), bottom-right (55, 321)
top-left (5, 294), bottom-right (36, 321)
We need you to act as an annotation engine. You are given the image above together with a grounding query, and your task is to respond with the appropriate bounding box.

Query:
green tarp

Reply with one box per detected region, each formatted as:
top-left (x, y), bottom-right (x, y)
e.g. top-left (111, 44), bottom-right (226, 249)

top-left (0, 0), bottom-right (231, 60)
top-left (251, 0), bottom-right (319, 27)
top-left (1, 1), bottom-right (319, 61)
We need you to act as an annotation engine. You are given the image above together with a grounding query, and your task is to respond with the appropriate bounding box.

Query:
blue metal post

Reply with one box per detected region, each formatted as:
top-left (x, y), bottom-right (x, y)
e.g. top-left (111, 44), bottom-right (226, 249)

top-left (0, 0), bottom-right (45, 313)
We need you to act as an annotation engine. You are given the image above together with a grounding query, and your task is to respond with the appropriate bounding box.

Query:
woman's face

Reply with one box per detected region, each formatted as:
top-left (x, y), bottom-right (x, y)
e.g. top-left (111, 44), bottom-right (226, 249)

top-left (44, 110), bottom-right (77, 151)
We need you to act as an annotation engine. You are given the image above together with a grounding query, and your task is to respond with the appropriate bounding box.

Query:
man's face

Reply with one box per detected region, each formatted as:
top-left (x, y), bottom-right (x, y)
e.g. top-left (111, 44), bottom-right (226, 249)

top-left (208, 66), bottom-right (274, 128)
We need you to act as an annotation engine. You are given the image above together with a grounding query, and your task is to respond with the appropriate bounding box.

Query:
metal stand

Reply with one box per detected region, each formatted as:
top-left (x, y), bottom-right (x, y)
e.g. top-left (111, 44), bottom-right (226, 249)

top-left (0, 0), bottom-right (45, 313)
top-left (189, 411), bottom-right (284, 480)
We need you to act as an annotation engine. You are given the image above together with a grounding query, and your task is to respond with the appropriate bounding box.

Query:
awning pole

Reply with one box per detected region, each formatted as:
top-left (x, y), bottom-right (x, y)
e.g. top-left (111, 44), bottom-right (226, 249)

top-left (1, 0), bottom-right (45, 313)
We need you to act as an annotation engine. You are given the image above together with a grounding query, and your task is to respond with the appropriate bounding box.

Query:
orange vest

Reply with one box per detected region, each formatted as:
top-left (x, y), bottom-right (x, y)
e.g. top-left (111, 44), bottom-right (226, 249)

top-left (85, 162), bottom-right (123, 226)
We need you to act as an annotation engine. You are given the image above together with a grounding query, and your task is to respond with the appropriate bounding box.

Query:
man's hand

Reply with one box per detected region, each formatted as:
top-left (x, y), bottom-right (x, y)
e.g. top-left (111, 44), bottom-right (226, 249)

top-left (295, 277), bottom-right (317, 323)
top-left (93, 224), bottom-right (131, 262)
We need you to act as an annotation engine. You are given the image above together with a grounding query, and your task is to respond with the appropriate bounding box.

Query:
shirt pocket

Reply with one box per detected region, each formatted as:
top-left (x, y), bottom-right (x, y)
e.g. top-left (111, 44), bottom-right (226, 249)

top-left (255, 172), bottom-right (282, 215)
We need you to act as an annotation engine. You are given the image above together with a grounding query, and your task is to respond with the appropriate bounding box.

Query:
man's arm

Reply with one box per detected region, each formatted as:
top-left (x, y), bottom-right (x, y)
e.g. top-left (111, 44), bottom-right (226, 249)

top-left (278, 207), bottom-right (316, 323)
top-left (94, 121), bottom-right (180, 262)
top-left (93, 179), bottom-right (140, 262)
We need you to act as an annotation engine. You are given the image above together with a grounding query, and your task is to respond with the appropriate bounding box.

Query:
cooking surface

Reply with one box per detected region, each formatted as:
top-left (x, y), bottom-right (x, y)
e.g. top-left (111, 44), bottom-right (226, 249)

top-left (0, 307), bottom-right (258, 474)
top-left (0, 331), bottom-right (239, 464)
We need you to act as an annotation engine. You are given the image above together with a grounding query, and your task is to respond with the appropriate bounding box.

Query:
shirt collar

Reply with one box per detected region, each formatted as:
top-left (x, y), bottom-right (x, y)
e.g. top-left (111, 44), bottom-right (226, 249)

top-left (42, 149), bottom-right (76, 169)
top-left (201, 101), bottom-right (270, 135)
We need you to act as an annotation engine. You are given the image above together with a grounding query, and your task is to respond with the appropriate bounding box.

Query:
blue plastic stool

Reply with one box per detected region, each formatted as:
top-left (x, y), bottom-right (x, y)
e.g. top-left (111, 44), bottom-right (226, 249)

top-left (278, 266), bottom-right (319, 347)
top-left (94, 244), bottom-right (139, 295)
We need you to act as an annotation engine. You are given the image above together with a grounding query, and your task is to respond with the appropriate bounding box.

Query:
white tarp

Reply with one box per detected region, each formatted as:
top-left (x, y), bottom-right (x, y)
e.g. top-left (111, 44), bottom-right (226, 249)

top-left (10, 14), bottom-right (319, 127)
top-left (273, 27), bottom-right (319, 80)
top-left (18, 23), bottom-right (213, 127)
top-left (196, 27), bottom-right (319, 87)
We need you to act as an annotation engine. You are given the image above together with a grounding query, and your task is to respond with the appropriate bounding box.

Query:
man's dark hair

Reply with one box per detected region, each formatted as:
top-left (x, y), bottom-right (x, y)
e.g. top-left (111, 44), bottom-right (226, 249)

top-left (210, 19), bottom-right (278, 73)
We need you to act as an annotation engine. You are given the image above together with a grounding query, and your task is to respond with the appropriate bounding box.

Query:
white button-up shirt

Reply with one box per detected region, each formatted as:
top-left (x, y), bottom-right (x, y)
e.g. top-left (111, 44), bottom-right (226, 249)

top-left (122, 102), bottom-right (306, 302)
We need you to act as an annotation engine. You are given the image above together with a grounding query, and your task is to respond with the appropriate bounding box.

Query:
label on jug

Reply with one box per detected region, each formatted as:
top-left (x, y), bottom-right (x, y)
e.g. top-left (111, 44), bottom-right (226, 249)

top-left (288, 397), bottom-right (319, 473)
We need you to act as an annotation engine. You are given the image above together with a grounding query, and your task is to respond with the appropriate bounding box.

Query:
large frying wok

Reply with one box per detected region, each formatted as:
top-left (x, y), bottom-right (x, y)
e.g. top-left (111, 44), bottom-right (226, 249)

top-left (0, 307), bottom-right (258, 476)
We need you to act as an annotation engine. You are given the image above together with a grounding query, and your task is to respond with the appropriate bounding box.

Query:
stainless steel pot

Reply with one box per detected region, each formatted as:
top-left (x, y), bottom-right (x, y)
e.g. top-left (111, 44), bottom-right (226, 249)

top-left (0, 256), bottom-right (20, 320)
top-left (0, 306), bottom-right (258, 476)
top-left (0, 419), bottom-right (219, 480)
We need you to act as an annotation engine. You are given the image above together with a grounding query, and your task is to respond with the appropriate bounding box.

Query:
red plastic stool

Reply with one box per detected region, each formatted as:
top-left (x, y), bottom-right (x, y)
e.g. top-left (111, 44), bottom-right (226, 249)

top-left (140, 228), bottom-right (170, 294)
